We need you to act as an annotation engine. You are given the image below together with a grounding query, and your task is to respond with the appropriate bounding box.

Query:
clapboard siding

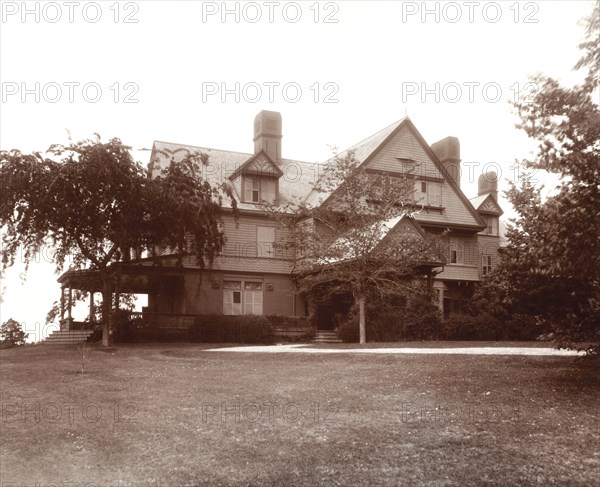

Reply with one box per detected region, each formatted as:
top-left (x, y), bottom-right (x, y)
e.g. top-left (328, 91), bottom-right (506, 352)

top-left (220, 214), bottom-right (294, 261)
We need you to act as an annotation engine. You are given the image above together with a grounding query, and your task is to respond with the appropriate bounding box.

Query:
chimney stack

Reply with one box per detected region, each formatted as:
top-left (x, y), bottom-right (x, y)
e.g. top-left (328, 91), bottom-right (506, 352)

top-left (431, 136), bottom-right (460, 187)
top-left (253, 110), bottom-right (282, 161)
top-left (478, 171), bottom-right (499, 200)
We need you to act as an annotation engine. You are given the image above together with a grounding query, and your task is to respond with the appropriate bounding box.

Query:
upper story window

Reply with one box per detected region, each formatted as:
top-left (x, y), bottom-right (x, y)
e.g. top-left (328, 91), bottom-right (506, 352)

top-left (415, 180), bottom-right (442, 207)
top-left (482, 255), bottom-right (493, 275)
top-left (257, 226), bottom-right (275, 258)
top-left (448, 238), bottom-right (463, 264)
top-left (482, 215), bottom-right (499, 235)
top-left (244, 176), bottom-right (277, 204)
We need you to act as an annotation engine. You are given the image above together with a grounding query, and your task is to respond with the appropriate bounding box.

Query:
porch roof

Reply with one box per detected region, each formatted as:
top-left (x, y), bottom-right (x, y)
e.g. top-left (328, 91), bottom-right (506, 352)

top-left (57, 263), bottom-right (191, 293)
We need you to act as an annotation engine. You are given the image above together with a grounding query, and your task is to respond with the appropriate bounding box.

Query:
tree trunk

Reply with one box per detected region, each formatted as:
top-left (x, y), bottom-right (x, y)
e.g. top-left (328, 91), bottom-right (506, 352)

top-left (358, 295), bottom-right (366, 344)
top-left (101, 284), bottom-right (112, 347)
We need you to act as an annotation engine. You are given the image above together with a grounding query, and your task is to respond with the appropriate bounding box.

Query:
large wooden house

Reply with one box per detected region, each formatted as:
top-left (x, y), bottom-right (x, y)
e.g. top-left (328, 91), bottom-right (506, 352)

top-left (57, 110), bottom-right (502, 336)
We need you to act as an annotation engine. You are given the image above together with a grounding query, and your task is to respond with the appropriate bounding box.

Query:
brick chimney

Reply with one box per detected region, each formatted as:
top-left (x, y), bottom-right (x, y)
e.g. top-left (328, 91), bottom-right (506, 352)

top-left (253, 110), bottom-right (282, 161)
top-left (431, 136), bottom-right (460, 187)
top-left (478, 171), bottom-right (499, 200)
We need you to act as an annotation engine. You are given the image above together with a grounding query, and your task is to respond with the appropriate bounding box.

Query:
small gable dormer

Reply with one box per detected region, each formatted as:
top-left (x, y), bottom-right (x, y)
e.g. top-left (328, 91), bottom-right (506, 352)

top-left (229, 151), bottom-right (283, 204)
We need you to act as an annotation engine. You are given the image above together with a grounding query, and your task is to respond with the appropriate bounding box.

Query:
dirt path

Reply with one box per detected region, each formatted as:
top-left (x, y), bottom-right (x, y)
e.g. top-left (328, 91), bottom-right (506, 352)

top-left (206, 344), bottom-right (585, 356)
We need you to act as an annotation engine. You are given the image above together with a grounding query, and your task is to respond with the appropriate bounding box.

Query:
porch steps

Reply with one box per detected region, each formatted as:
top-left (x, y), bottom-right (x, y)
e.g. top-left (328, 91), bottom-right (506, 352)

top-left (312, 330), bottom-right (342, 344)
top-left (42, 330), bottom-right (95, 345)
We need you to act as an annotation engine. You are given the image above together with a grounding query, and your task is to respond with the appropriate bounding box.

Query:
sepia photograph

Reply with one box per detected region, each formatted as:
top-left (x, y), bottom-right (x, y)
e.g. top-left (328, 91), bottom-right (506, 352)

top-left (1, 1), bottom-right (599, 486)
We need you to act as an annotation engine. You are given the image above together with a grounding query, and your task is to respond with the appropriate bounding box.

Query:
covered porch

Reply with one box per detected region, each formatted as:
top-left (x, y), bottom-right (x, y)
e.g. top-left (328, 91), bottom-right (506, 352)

top-left (57, 263), bottom-right (192, 345)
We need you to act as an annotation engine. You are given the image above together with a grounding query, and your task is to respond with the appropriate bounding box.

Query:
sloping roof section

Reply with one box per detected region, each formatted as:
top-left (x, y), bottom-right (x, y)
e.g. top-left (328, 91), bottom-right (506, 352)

top-left (469, 194), bottom-right (503, 215)
top-left (316, 214), bottom-right (445, 267)
top-left (316, 214), bottom-right (405, 265)
top-left (435, 265), bottom-right (480, 281)
top-left (303, 119), bottom-right (406, 207)
top-left (149, 141), bottom-right (323, 211)
top-left (148, 116), bottom-right (489, 231)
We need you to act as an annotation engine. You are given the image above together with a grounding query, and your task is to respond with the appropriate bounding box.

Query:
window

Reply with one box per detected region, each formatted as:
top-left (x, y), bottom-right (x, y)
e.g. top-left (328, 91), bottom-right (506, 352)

top-left (244, 176), bottom-right (277, 204)
top-left (482, 255), bottom-right (492, 275)
top-left (244, 177), bottom-right (260, 203)
top-left (257, 226), bottom-right (275, 258)
top-left (261, 178), bottom-right (276, 204)
top-left (223, 281), bottom-right (242, 315)
top-left (223, 280), bottom-right (263, 315)
top-left (448, 239), bottom-right (462, 264)
top-left (415, 180), bottom-right (442, 207)
top-left (244, 281), bottom-right (263, 314)
top-left (483, 216), bottom-right (498, 235)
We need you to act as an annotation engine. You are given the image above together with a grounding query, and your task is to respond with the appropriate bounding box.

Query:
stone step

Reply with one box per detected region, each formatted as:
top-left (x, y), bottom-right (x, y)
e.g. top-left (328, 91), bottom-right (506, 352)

top-left (313, 330), bottom-right (342, 343)
top-left (43, 330), bottom-right (95, 344)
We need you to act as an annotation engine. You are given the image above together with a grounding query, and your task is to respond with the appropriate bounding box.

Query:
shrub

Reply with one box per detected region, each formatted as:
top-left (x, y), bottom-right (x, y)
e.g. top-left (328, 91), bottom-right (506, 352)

top-left (265, 315), bottom-right (314, 342)
top-left (337, 317), bottom-right (359, 343)
top-left (188, 314), bottom-right (275, 344)
top-left (442, 312), bottom-right (504, 341)
top-left (502, 313), bottom-right (553, 341)
top-left (0, 319), bottom-right (28, 347)
top-left (441, 312), bottom-right (553, 341)
top-left (336, 300), bottom-right (442, 342)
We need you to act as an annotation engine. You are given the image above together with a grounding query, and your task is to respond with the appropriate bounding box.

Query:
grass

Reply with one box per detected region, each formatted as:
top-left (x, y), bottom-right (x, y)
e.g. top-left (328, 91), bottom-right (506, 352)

top-left (1, 342), bottom-right (599, 487)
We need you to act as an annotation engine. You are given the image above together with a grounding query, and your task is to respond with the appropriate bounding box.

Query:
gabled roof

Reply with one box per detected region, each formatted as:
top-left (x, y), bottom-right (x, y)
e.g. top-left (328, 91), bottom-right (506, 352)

top-left (469, 193), bottom-right (503, 215)
top-left (302, 117), bottom-right (486, 230)
top-left (315, 214), bottom-right (405, 265)
top-left (229, 150), bottom-right (283, 179)
top-left (315, 214), bottom-right (445, 267)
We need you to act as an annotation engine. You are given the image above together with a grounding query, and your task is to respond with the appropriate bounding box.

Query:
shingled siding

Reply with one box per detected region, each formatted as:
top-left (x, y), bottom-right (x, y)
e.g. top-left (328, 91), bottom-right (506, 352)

top-left (365, 125), bottom-right (481, 228)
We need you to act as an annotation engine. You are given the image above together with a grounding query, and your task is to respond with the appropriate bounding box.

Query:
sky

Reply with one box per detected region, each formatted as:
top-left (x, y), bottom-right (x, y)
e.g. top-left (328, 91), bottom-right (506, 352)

top-left (0, 0), bottom-right (596, 341)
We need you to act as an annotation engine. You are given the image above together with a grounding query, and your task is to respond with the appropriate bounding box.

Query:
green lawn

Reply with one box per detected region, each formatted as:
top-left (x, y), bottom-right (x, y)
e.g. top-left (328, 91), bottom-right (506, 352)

top-left (1, 343), bottom-right (598, 487)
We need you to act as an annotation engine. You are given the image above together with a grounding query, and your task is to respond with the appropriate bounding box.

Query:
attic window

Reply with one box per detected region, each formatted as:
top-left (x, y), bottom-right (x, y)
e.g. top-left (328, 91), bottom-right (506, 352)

top-left (244, 176), bottom-right (277, 204)
top-left (415, 180), bottom-right (442, 207)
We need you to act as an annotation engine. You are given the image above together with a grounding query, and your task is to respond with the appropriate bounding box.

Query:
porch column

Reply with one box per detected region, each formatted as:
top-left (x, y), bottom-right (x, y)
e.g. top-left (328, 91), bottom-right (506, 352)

top-left (67, 286), bottom-right (73, 320)
top-left (89, 291), bottom-right (95, 325)
top-left (60, 286), bottom-right (65, 321)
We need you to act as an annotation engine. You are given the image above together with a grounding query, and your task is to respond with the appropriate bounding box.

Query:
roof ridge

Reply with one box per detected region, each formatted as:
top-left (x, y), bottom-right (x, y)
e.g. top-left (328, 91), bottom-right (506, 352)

top-left (152, 140), bottom-right (321, 166)
top-left (322, 117), bottom-right (407, 163)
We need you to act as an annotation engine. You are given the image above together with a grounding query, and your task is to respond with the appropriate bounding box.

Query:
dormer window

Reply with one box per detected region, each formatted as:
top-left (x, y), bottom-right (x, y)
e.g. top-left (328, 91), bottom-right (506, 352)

top-left (243, 176), bottom-right (277, 204)
top-left (415, 180), bottom-right (442, 207)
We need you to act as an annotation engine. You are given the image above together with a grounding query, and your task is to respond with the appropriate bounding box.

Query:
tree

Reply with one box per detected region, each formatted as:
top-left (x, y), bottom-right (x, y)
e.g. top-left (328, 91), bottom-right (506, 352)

top-left (276, 149), bottom-right (441, 343)
top-left (0, 136), bottom-right (236, 346)
top-left (0, 319), bottom-right (28, 346)
top-left (500, 1), bottom-right (600, 350)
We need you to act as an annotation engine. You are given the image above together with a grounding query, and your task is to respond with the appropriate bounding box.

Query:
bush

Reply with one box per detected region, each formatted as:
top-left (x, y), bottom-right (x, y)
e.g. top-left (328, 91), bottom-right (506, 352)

top-left (503, 313), bottom-right (552, 341)
top-left (0, 319), bottom-right (28, 347)
top-left (336, 300), bottom-right (442, 343)
top-left (442, 312), bottom-right (553, 341)
top-left (442, 312), bottom-right (504, 340)
top-left (188, 314), bottom-right (275, 344)
top-left (266, 315), bottom-right (313, 342)
top-left (337, 317), bottom-right (359, 343)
